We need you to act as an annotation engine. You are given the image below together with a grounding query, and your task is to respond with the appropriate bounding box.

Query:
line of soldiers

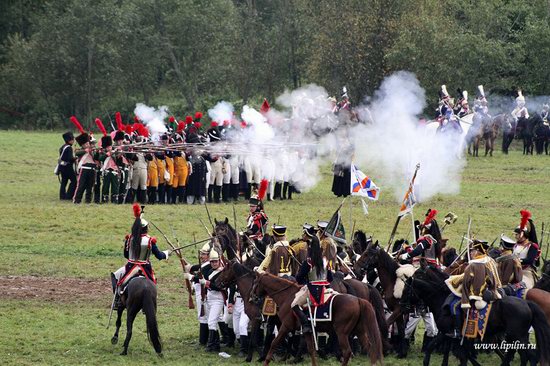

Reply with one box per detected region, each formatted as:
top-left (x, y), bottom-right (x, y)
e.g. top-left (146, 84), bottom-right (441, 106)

top-left (57, 113), bottom-right (299, 204)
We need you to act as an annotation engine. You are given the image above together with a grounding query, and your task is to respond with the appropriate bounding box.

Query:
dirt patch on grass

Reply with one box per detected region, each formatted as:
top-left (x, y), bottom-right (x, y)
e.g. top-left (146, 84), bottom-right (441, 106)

top-left (0, 275), bottom-right (109, 303)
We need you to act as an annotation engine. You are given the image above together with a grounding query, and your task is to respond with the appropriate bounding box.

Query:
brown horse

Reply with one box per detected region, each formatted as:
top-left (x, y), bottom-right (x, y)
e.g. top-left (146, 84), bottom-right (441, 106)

top-left (253, 272), bottom-right (383, 366)
top-left (353, 241), bottom-right (408, 357)
top-left (215, 260), bottom-right (264, 362)
top-left (526, 260), bottom-right (550, 323)
top-left (468, 113), bottom-right (502, 157)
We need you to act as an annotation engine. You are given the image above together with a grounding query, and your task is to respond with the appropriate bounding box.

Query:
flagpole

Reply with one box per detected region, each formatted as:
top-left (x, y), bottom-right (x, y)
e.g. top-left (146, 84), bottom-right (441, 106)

top-left (411, 208), bottom-right (417, 242)
top-left (349, 195), bottom-right (353, 243)
top-left (386, 163), bottom-right (420, 252)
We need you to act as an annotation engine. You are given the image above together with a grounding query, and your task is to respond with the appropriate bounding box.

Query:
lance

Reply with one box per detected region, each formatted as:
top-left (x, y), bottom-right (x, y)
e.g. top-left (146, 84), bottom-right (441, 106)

top-left (466, 216), bottom-right (472, 262)
top-left (105, 111), bottom-right (116, 132)
top-left (386, 163), bottom-right (420, 252)
top-left (148, 220), bottom-right (195, 309)
top-left (204, 202), bottom-right (215, 230)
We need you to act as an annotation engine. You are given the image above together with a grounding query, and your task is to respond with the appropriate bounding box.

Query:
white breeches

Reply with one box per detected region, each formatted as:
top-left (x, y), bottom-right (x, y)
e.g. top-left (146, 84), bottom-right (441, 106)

top-left (233, 297), bottom-right (250, 336)
top-left (131, 167), bottom-right (147, 190)
top-left (206, 290), bottom-right (225, 330)
top-left (228, 157), bottom-right (240, 184)
top-left (209, 159), bottom-right (224, 186)
top-left (244, 158), bottom-right (261, 184)
top-left (405, 312), bottom-right (438, 338)
top-left (194, 282), bottom-right (208, 323)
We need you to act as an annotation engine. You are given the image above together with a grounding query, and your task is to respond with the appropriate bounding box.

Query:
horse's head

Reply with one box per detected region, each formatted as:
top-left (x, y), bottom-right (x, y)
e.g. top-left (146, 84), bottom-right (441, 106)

top-left (352, 230), bottom-right (370, 253)
top-left (214, 217), bottom-right (231, 236)
top-left (353, 240), bottom-right (380, 277)
top-left (441, 247), bottom-right (458, 267)
top-left (215, 259), bottom-right (236, 289)
top-left (542, 260), bottom-right (550, 275)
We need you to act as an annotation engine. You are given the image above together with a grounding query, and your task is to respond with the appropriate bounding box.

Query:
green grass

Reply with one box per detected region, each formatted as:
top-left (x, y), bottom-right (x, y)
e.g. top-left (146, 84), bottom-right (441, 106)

top-left (0, 130), bottom-right (548, 365)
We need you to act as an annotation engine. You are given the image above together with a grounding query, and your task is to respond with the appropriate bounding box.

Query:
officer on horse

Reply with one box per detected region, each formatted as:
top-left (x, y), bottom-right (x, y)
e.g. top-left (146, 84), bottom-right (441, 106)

top-left (291, 234), bottom-right (334, 334)
top-left (244, 180), bottom-right (269, 241)
top-left (400, 209), bottom-right (442, 267)
top-left (110, 204), bottom-right (171, 307)
top-left (513, 210), bottom-right (540, 289)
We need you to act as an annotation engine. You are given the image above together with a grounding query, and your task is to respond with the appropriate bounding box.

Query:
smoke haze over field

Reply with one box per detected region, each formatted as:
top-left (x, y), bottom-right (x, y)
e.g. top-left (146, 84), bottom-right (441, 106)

top-left (134, 72), bottom-right (550, 202)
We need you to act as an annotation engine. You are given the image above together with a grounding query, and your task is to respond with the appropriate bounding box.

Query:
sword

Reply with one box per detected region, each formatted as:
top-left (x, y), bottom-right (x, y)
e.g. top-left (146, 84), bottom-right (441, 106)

top-left (336, 256), bottom-right (356, 278)
top-left (107, 290), bottom-right (117, 329)
top-left (170, 237), bottom-right (215, 252)
top-left (306, 296), bottom-right (319, 351)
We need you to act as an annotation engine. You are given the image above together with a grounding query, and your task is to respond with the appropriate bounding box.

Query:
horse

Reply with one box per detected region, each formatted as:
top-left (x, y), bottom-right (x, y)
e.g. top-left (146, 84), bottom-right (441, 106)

top-left (213, 217), bottom-right (239, 260)
top-left (533, 121), bottom-right (550, 155)
top-left (481, 114), bottom-right (502, 156)
top-left (403, 265), bottom-right (550, 366)
top-left (353, 241), bottom-right (408, 357)
top-left (330, 272), bottom-right (391, 354)
top-left (516, 114), bottom-right (542, 155)
top-left (526, 260), bottom-right (550, 323)
top-left (467, 113), bottom-right (487, 157)
top-left (215, 260), bottom-right (264, 362)
top-left (111, 276), bottom-right (162, 356)
top-left (501, 114), bottom-right (517, 154)
top-left (252, 272), bottom-right (383, 366)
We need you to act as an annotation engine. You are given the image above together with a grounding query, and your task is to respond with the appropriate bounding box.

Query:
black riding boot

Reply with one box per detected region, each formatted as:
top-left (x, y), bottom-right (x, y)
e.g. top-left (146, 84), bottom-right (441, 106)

top-left (208, 184), bottom-right (214, 203)
top-left (273, 182), bottom-right (282, 200)
top-left (213, 185), bottom-right (221, 204)
top-left (246, 183), bottom-right (252, 200)
top-left (238, 335), bottom-right (249, 357)
top-left (421, 332), bottom-right (436, 352)
top-left (219, 322), bottom-right (232, 347)
top-left (206, 330), bottom-right (220, 352)
top-left (138, 189), bottom-right (147, 204)
top-left (282, 182), bottom-right (289, 200)
top-left (288, 184), bottom-right (294, 200)
top-left (222, 184), bottom-right (230, 202)
top-left (110, 273), bottom-right (120, 310)
top-left (292, 306), bottom-right (312, 333)
top-left (199, 323), bottom-right (209, 346)
top-left (231, 183), bottom-right (239, 201)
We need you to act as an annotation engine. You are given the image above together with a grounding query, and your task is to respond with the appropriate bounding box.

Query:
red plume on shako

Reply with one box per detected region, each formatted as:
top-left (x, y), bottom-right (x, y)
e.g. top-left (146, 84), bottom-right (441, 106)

top-left (133, 203), bottom-right (141, 218)
top-left (115, 112), bottom-right (124, 131)
top-left (519, 210), bottom-right (531, 231)
top-left (423, 209), bottom-right (438, 227)
top-left (258, 179), bottom-right (269, 201)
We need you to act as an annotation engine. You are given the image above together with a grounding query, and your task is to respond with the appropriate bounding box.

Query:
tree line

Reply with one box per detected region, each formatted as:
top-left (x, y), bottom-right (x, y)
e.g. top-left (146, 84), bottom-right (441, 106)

top-left (1, 0), bottom-right (550, 130)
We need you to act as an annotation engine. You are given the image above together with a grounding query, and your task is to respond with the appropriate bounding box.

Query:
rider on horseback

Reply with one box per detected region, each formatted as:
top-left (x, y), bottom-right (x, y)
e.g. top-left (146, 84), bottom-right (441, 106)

top-left (244, 180), bottom-right (268, 241)
top-left (291, 235), bottom-right (334, 334)
top-left (399, 209), bottom-right (442, 267)
top-left (110, 204), bottom-right (171, 306)
top-left (257, 225), bottom-right (293, 277)
top-left (317, 220), bottom-right (338, 271)
top-left (497, 234), bottom-right (526, 297)
top-left (474, 85), bottom-right (489, 114)
top-left (513, 210), bottom-right (540, 289)
top-left (512, 90), bottom-right (529, 121)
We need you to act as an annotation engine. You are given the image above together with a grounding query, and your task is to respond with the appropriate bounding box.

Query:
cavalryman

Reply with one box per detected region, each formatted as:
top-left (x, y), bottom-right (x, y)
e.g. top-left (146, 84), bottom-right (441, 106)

top-left (513, 210), bottom-right (540, 289)
top-left (316, 220), bottom-right (338, 271)
top-left (436, 85), bottom-right (453, 120)
top-left (291, 224), bottom-right (317, 264)
top-left (400, 209), bottom-right (442, 267)
top-left (111, 204), bottom-right (171, 306)
top-left (512, 90), bottom-right (529, 121)
top-left (497, 234), bottom-right (524, 289)
top-left (257, 225), bottom-right (294, 277)
top-left (454, 89), bottom-right (470, 117)
top-left (244, 180), bottom-right (269, 240)
top-left (473, 85), bottom-right (489, 114)
top-left (461, 240), bottom-right (501, 309)
top-left (291, 235), bottom-right (334, 333)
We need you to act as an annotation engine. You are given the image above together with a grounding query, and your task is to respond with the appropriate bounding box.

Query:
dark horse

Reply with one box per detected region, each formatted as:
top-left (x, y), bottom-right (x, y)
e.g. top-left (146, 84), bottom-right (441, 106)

top-left (111, 276), bottom-right (162, 356)
top-left (253, 272), bottom-right (383, 366)
top-left (215, 260), bottom-right (265, 362)
top-left (353, 241), bottom-right (408, 358)
top-left (402, 265), bottom-right (550, 366)
top-left (214, 217), bottom-right (270, 261)
top-left (527, 260), bottom-right (550, 323)
top-left (516, 114), bottom-right (542, 155)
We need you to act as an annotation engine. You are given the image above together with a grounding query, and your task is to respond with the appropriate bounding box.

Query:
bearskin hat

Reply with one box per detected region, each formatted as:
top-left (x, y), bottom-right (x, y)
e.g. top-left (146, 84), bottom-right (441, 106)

top-left (75, 133), bottom-right (90, 147)
top-left (101, 135), bottom-right (113, 148)
top-left (62, 131), bottom-right (74, 143)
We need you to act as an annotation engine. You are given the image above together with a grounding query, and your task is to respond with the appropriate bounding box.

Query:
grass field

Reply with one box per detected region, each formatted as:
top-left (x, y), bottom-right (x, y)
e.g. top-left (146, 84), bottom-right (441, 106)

top-left (1, 130), bottom-right (549, 365)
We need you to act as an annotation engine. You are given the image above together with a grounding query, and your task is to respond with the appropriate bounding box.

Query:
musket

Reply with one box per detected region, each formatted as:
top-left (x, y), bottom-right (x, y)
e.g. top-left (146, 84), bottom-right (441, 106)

top-left (204, 201), bottom-right (215, 230)
top-left (242, 233), bottom-right (266, 258)
top-left (233, 203), bottom-right (241, 260)
top-left (199, 218), bottom-right (213, 237)
top-left (105, 111), bottom-right (116, 132)
top-left (149, 220), bottom-right (195, 309)
top-left (169, 237), bottom-right (214, 252)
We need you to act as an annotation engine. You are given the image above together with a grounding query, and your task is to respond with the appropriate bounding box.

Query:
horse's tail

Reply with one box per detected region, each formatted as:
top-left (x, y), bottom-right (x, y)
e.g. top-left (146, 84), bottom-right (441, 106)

top-left (143, 287), bottom-right (162, 354)
top-left (528, 301), bottom-right (550, 366)
top-left (367, 284), bottom-right (390, 352)
top-left (356, 298), bottom-right (383, 365)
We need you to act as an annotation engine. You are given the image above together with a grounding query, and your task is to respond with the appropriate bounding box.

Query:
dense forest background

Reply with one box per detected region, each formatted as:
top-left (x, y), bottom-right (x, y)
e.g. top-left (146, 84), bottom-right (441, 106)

top-left (2, 0), bottom-right (550, 130)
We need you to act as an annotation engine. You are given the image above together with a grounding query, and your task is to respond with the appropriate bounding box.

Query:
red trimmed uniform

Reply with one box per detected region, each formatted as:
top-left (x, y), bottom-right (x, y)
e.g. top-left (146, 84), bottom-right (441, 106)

top-left (402, 235), bottom-right (439, 267)
top-left (245, 211), bottom-right (268, 240)
top-left (118, 233), bottom-right (168, 286)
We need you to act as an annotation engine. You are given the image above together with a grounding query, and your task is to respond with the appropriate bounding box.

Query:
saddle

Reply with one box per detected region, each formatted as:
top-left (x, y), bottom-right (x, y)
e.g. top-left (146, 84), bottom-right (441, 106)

top-left (118, 267), bottom-right (147, 295)
top-left (463, 304), bottom-right (492, 341)
top-left (502, 282), bottom-right (527, 299)
top-left (302, 293), bottom-right (339, 323)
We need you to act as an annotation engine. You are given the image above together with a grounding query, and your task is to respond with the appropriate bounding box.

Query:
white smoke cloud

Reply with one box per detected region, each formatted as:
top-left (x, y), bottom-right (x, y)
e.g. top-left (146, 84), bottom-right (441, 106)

top-left (352, 71), bottom-right (467, 202)
top-left (208, 101), bottom-right (234, 125)
top-left (134, 103), bottom-right (168, 141)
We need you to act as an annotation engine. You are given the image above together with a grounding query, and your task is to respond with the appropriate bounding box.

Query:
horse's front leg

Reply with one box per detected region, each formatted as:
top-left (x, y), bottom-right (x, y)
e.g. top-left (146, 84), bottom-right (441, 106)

top-left (263, 323), bottom-right (290, 366)
top-left (111, 306), bottom-right (125, 345)
top-left (303, 332), bottom-right (318, 366)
